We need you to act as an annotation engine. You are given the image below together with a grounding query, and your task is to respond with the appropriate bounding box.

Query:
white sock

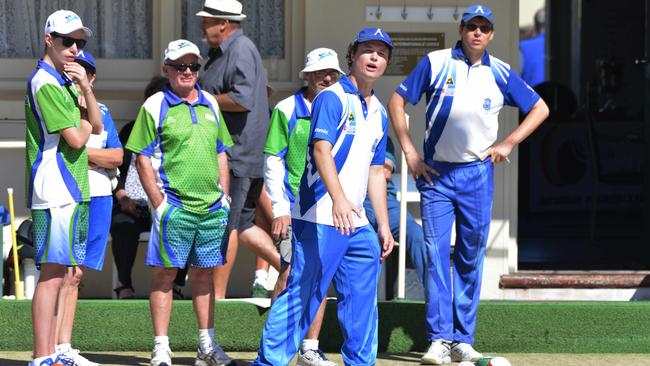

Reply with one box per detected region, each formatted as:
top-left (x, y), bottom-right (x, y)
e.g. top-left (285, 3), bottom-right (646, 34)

top-left (198, 328), bottom-right (214, 353)
top-left (301, 339), bottom-right (319, 353)
top-left (254, 270), bottom-right (268, 285)
top-left (154, 336), bottom-right (169, 349)
top-left (56, 343), bottom-right (72, 353)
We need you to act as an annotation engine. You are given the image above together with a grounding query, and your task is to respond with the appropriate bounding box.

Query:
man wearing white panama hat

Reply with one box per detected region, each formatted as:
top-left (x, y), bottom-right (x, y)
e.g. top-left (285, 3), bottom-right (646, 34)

top-left (197, 0), bottom-right (279, 301)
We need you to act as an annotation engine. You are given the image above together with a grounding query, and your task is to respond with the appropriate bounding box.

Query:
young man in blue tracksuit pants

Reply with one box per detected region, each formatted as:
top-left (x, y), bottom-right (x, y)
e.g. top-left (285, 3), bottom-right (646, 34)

top-left (253, 27), bottom-right (395, 366)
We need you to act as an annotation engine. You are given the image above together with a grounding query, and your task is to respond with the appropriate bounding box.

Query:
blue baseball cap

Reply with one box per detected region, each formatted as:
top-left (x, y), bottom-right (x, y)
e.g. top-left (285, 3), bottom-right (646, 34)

top-left (355, 27), bottom-right (393, 49)
top-left (462, 4), bottom-right (494, 25)
top-left (75, 50), bottom-right (96, 72)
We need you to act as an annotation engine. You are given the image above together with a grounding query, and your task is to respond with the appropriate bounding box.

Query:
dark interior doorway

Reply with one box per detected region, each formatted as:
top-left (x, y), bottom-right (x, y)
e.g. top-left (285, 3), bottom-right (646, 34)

top-left (518, 0), bottom-right (649, 270)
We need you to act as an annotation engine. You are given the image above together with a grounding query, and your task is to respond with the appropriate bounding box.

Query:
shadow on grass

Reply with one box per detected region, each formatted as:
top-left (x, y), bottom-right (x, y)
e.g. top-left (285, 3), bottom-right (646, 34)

top-left (0, 354), bottom-right (257, 366)
top-left (377, 352), bottom-right (422, 362)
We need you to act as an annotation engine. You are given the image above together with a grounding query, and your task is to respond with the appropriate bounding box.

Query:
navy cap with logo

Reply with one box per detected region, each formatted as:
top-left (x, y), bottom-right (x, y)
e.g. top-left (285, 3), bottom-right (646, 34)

top-left (75, 50), bottom-right (96, 72)
top-left (355, 27), bottom-right (394, 49)
top-left (462, 4), bottom-right (494, 25)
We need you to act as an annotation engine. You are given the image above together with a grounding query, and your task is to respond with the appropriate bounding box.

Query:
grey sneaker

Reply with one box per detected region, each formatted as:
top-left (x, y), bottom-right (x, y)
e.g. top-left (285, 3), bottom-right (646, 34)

top-left (150, 344), bottom-right (173, 366)
top-left (296, 349), bottom-right (338, 366)
top-left (251, 282), bottom-right (268, 298)
top-left (194, 344), bottom-right (235, 366)
top-left (58, 348), bottom-right (99, 366)
top-left (450, 342), bottom-right (483, 362)
top-left (421, 340), bottom-right (451, 365)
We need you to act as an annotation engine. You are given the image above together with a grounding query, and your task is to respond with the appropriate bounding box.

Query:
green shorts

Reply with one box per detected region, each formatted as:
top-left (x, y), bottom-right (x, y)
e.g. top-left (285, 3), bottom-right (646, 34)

top-left (32, 202), bottom-right (89, 267)
top-left (146, 199), bottom-right (229, 268)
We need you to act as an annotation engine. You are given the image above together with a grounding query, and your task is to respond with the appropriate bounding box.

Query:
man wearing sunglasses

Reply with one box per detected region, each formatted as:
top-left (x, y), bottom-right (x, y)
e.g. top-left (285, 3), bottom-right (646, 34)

top-left (25, 9), bottom-right (103, 366)
top-left (126, 39), bottom-right (235, 366)
top-left (388, 4), bottom-right (549, 365)
top-left (263, 48), bottom-right (343, 366)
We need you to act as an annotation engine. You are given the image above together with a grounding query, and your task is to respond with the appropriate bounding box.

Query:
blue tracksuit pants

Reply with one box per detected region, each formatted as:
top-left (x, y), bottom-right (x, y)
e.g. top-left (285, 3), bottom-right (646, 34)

top-left (418, 159), bottom-right (493, 345)
top-left (252, 219), bottom-right (381, 366)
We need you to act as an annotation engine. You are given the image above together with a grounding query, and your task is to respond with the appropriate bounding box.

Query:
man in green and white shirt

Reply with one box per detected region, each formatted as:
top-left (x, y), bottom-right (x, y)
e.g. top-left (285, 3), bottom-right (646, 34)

top-left (25, 10), bottom-right (103, 366)
top-left (126, 39), bottom-right (235, 366)
top-left (263, 48), bottom-right (343, 366)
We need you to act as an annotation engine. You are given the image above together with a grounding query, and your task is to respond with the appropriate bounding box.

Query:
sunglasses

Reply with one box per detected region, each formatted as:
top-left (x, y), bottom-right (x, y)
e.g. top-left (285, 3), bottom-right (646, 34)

top-left (312, 69), bottom-right (340, 79)
top-left (465, 23), bottom-right (493, 34)
top-left (51, 32), bottom-right (87, 49)
top-left (166, 63), bottom-right (201, 72)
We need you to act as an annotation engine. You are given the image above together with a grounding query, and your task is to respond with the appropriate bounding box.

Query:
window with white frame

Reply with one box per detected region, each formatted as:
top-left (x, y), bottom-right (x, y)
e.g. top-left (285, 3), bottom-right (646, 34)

top-left (0, 0), bottom-right (152, 58)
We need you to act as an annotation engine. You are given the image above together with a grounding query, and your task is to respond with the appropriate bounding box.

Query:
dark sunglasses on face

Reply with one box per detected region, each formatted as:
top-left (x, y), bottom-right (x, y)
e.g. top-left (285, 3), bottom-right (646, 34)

top-left (166, 63), bottom-right (201, 72)
top-left (313, 70), bottom-right (340, 79)
top-left (465, 23), bottom-right (493, 33)
top-left (51, 32), bottom-right (87, 49)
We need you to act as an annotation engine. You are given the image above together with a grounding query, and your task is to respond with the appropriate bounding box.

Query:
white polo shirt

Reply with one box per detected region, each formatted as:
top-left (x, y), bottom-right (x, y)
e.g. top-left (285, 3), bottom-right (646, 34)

top-left (293, 75), bottom-right (388, 227)
top-left (396, 41), bottom-right (540, 163)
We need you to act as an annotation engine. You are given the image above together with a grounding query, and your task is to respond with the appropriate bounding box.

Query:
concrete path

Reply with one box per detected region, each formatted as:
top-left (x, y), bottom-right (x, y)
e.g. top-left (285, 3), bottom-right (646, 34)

top-left (2, 351), bottom-right (650, 366)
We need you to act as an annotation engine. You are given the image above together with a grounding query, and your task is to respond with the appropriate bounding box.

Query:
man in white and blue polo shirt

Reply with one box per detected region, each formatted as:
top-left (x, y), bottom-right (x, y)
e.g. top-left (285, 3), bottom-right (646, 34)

top-left (253, 28), bottom-right (395, 366)
top-left (388, 4), bottom-right (549, 365)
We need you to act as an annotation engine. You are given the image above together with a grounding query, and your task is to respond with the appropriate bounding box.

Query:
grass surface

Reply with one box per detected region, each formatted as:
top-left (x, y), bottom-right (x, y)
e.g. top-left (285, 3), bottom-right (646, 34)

top-left (1, 300), bottom-right (650, 353)
top-left (3, 352), bottom-right (650, 366)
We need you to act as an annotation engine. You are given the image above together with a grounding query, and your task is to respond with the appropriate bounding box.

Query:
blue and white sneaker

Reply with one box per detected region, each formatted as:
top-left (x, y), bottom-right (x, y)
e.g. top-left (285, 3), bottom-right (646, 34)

top-left (58, 348), bottom-right (99, 366)
top-left (28, 354), bottom-right (74, 366)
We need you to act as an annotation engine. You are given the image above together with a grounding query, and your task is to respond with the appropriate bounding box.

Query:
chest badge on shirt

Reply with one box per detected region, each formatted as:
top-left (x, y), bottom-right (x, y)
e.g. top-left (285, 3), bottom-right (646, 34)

top-left (343, 112), bottom-right (357, 135)
top-left (483, 98), bottom-right (492, 110)
top-left (442, 76), bottom-right (455, 96)
top-left (205, 113), bottom-right (216, 121)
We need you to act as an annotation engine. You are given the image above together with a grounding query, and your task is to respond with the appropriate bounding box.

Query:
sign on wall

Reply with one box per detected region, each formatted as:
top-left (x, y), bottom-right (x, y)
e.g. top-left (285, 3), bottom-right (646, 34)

top-left (385, 32), bottom-right (445, 76)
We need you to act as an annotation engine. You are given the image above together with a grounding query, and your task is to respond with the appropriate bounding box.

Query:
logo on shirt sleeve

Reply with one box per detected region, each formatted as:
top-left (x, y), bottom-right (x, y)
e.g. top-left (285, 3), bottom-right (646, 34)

top-left (314, 127), bottom-right (329, 135)
top-left (371, 138), bottom-right (379, 153)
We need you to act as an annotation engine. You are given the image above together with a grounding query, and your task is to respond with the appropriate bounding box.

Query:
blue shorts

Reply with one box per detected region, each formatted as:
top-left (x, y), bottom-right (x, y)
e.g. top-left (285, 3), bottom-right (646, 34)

top-left (146, 199), bottom-right (229, 268)
top-left (84, 196), bottom-right (112, 271)
top-left (32, 202), bottom-right (89, 267)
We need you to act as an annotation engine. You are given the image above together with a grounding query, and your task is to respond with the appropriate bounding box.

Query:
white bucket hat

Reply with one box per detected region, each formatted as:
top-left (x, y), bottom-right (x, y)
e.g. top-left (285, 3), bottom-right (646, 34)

top-left (299, 48), bottom-right (344, 79)
top-left (196, 0), bottom-right (247, 21)
top-left (163, 39), bottom-right (203, 62)
top-left (43, 10), bottom-right (92, 37)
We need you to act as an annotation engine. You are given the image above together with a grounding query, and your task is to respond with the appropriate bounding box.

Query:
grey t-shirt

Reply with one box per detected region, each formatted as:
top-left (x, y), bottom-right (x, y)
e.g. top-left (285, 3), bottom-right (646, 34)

top-left (199, 30), bottom-right (269, 178)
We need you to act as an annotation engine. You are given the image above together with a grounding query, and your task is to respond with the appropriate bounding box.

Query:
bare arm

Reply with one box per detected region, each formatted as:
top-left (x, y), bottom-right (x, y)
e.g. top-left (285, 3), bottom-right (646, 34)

top-left (313, 139), bottom-right (361, 235)
top-left (87, 147), bottom-right (123, 169)
top-left (367, 164), bottom-right (394, 261)
top-left (136, 154), bottom-right (164, 209)
top-left (387, 92), bottom-right (438, 184)
top-left (218, 151), bottom-right (230, 196)
top-left (215, 94), bottom-right (248, 113)
top-left (60, 121), bottom-right (93, 149)
top-left (484, 98), bottom-right (550, 163)
top-left (64, 62), bottom-right (102, 134)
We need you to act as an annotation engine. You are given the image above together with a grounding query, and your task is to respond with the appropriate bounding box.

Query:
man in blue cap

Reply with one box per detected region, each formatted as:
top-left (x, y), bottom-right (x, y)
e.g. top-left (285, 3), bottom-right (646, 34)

top-left (252, 28), bottom-right (395, 366)
top-left (388, 4), bottom-right (549, 364)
